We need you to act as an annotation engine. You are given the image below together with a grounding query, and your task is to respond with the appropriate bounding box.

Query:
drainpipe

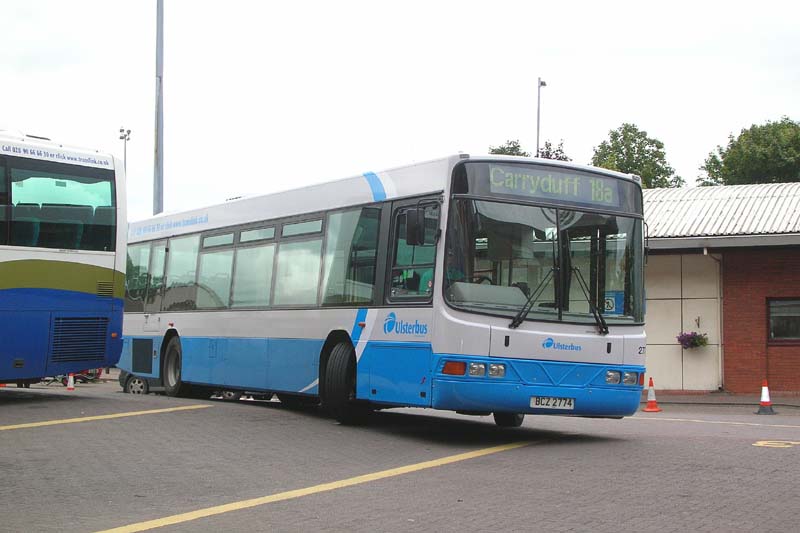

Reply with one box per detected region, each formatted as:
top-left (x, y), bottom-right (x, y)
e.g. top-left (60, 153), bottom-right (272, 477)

top-left (704, 247), bottom-right (723, 390)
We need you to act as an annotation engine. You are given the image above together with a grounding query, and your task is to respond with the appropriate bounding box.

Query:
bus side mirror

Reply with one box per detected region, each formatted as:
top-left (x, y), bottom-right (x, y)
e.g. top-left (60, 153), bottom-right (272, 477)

top-left (405, 208), bottom-right (426, 246)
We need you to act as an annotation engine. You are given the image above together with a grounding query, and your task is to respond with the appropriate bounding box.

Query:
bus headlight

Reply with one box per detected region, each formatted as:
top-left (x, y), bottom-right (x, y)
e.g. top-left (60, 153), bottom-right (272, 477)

top-left (605, 370), bottom-right (621, 384)
top-left (488, 364), bottom-right (506, 378)
top-left (622, 372), bottom-right (638, 385)
top-left (469, 363), bottom-right (486, 376)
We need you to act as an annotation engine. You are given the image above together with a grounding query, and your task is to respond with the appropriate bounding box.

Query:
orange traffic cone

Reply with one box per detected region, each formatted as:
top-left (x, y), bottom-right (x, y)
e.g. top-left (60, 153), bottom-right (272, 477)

top-left (66, 373), bottom-right (75, 391)
top-left (643, 377), bottom-right (662, 412)
top-left (755, 379), bottom-right (776, 415)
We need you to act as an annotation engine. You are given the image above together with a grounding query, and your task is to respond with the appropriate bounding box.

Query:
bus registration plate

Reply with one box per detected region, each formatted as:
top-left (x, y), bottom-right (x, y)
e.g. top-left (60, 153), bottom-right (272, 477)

top-left (530, 396), bottom-right (574, 410)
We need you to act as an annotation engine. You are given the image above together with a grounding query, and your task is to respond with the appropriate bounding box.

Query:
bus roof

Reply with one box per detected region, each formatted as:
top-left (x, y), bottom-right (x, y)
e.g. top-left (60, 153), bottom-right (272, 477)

top-left (0, 129), bottom-right (115, 170)
top-left (128, 154), bottom-right (641, 243)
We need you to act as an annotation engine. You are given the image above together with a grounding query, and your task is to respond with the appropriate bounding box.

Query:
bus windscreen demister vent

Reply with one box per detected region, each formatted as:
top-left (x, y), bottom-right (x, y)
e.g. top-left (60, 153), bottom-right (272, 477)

top-left (51, 317), bottom-right (109, 363)
top-left (96, 282), bottom-right (114, 298)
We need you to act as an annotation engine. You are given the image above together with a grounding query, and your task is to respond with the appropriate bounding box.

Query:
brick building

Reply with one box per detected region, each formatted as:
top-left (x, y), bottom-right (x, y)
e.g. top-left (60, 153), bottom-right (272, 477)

top-left (643, 183), bottom-right (800, 393)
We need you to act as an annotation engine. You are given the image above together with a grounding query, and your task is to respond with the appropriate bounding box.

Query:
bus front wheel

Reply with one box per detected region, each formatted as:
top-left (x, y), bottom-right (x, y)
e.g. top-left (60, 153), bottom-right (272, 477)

top-left (493, 412), bottom-right (525, 427)
top-left (163, 336), bottom-right (192, 398)
top-left (323, 342), bottom-right (369, 424)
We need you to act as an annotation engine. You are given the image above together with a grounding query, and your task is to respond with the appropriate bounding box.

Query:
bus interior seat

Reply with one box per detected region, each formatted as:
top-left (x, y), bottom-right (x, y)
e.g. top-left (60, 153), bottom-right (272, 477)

top-left (405, 271), bottom-right (421, 291)
top-left (83, 206), bottom-right (115, 251)
top-left (10, 204), bottom-right (41, 246)
top-left (38, 204), bottom-right (92, 249)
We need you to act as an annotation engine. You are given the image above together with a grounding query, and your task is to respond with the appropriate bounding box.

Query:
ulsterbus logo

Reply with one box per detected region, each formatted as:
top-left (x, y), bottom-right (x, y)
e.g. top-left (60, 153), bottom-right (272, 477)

top-left (383, 312), bottom-right (428, 336)
top-left (542, 337), bottom-right (582, 351)
top-left (384, 313), bottom-right (397, 334)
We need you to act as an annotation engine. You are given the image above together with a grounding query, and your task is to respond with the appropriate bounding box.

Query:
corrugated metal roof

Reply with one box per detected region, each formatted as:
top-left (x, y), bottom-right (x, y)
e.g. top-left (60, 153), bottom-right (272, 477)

top-left (643, 183), bottom-right (800, 238)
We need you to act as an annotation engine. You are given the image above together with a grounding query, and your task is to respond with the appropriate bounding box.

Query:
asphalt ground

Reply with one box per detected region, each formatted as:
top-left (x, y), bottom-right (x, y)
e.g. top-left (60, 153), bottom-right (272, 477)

top-left (1, 378), bottom-right (799, 533)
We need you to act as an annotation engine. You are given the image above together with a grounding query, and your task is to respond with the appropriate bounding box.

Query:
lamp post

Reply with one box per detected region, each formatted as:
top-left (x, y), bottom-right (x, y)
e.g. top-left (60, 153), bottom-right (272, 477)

top-left (536, 77), bottom-right (547, 157)
top-left (119, 127), bottom-right (131, 173)
top-left (153, 0), bottom-right (164, 215)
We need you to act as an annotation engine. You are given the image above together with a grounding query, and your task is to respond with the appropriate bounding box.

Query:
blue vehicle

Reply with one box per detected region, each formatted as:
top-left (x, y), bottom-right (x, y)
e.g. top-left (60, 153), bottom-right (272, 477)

top-left (119, 155), bottom-right (645, 425)
top-left (0, 130), bottom-right (126, 386)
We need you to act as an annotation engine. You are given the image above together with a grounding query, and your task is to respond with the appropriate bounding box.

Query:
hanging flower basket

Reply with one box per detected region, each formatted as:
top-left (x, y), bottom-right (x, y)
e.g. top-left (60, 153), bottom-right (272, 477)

top-left (677, 331), bottom-right (709, 350)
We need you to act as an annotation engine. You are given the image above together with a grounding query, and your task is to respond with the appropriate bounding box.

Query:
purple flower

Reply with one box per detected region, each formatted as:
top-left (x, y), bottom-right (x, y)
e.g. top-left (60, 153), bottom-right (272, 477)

top-left (676, 331), bottom-right (709, 349)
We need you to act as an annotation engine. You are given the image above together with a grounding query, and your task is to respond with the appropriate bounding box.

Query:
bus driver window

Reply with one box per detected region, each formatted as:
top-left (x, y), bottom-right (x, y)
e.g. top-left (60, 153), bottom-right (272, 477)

top-left (390, 204), bottom-right (439, 300)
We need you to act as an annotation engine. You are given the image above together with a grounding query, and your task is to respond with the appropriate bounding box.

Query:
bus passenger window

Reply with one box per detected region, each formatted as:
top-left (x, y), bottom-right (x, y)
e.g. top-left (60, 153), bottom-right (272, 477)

top-left (389, 204), bottom-right (439, 301)
top-left (273, 239), bottom-right (323, 306)
top-left (322, 207), bottom-right (380, 306)
top-left (231, 244), bottom-right (275, 307)
top-left (162, 235), bottom-right (200, 311)
top-left (196, 249), bottom-right (234, 309)
top-left (125, 243), bottom-right (151, 312)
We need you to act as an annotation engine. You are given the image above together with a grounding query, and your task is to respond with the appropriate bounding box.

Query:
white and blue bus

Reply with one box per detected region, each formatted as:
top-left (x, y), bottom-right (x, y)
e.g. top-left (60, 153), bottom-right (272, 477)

top-left (0, 130), bottom-right (126, 386)
top-left (119, 154), bottom-right (646, 425)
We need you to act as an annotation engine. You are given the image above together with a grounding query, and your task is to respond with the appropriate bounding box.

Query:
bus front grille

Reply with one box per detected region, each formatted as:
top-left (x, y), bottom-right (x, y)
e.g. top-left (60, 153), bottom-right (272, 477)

top-left (51, 317), bottom-right (109, 363)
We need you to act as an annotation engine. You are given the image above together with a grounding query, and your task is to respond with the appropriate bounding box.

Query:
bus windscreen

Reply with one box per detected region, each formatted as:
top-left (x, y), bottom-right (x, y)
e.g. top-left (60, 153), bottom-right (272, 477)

top-left (455, 162), bottom-right (642, 215)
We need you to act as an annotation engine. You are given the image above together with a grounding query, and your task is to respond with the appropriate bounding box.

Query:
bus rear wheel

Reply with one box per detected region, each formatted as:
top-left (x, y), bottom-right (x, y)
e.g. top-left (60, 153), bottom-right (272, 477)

top-left (493, 412), bottom-right (525, 427)
top-left (162, 336), bottom-right (192, 398)
top-left (323, 342), bottom-right (369, 424)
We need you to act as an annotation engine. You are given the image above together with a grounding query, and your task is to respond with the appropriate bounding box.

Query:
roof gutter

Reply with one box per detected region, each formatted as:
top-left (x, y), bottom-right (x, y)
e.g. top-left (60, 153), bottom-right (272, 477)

top-left (648, 233), bottom-right (800, 250)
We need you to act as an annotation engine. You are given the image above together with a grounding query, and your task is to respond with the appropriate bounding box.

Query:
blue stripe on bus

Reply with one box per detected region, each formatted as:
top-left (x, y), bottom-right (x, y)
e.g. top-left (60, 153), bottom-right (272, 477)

top-left (362, 172), bottom-right (387, 201)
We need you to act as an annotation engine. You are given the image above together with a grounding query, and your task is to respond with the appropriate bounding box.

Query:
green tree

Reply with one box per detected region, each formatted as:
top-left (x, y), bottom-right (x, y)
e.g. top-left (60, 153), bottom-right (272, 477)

top-left (591, 123), bottom-right (684, 188)
top-left (699, 117), bottom-right (800, 186)
top-left (489, 139), bottom-right (530, 157)
top-left (539, 140), bottom-right (571, 161)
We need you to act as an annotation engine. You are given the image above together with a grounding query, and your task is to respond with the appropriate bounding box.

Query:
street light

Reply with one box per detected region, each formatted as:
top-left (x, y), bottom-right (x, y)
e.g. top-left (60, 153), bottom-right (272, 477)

top-left (536, 77), bottom-right (547, 157)
top-left (119, 127), bottom-right (131, 174)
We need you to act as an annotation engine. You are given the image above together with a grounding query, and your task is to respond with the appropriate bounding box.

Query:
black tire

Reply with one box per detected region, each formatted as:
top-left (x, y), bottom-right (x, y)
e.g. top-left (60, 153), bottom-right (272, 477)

top-left (162, 336), bottom-right (192, 397)
top-left (125, 375), bottom-right (149, 395)
top-left (493, 412), bottom-right (525, 427)
top-left (322, 342), bottom-right (369, 424)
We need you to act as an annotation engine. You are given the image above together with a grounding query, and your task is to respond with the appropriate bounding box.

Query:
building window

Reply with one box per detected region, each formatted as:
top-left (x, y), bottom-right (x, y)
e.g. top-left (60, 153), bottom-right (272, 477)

top-left (769, 299), bottom-right (800, 342)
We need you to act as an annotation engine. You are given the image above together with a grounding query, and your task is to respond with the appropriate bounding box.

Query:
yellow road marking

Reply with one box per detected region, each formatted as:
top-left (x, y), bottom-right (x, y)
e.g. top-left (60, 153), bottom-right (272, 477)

top-left (0, 405), bottom-right (211, 431)
top-left (753, 440), bottom-right (800, 448)
top-left (95, 440), bottom-right (532, 533)
top-left (634, 416), bottom-right (800, 430)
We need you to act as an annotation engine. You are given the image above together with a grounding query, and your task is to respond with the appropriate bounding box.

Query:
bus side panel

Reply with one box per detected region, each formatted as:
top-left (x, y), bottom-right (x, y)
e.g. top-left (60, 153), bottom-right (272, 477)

top-left (267, 338), bottom-right (324, 394)
top-left (176, 336), bottom-right (322, 394)
top-left (360, 341), bottom-right (432, 407)
top-left (223, 338), bottom-right (269, 389)
top-left (181, 337), bottom-right (214, 385)
top-left (0, 311), bottom-right (51, 380)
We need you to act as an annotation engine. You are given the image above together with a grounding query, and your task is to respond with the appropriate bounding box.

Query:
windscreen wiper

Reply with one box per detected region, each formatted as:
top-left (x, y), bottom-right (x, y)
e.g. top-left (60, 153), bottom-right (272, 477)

top-left (508, 268), bottom-right (555, 329)
top-left (570, 267), bottom-right (609, 335)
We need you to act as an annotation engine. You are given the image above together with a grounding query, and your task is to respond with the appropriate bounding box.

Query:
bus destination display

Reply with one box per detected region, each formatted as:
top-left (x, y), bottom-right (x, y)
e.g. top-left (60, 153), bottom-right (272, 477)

top-left (489, 165), bottom-right (620, 208)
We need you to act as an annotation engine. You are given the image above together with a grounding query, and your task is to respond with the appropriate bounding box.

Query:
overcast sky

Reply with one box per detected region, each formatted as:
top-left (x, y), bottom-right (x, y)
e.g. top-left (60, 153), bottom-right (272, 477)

top-left (3, 0), bottom-right (799, 220)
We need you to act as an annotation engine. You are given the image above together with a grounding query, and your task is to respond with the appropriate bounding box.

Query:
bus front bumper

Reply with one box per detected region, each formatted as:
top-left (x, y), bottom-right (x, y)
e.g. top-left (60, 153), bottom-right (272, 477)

top-left (431, 378), bottom-right (642, 417)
